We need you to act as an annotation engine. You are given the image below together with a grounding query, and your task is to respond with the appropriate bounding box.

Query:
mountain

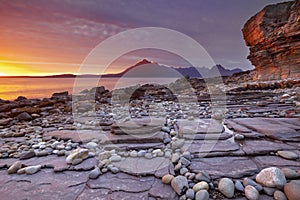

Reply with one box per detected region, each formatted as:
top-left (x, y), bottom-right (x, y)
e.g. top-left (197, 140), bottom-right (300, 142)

top-left (1, 59), bottom-right (243, 78)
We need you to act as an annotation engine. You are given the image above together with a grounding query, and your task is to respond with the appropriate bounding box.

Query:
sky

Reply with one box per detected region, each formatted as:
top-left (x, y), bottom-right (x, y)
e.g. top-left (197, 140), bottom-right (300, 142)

top-left (0, 0), bottom-right (290, 76)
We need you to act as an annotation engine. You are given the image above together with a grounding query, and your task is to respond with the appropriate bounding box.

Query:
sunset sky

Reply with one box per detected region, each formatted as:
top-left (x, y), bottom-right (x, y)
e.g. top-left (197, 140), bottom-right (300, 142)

top-left (0, 0), bottom-right (288, 76)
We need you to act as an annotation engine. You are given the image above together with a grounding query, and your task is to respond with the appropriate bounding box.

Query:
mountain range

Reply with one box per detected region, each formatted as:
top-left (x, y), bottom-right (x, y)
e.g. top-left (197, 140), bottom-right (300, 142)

top-left (1, 59), bottom-right (242, 78)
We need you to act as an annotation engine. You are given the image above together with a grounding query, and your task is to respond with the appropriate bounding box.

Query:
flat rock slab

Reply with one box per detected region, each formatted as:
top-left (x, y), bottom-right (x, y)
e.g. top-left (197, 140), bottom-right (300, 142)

top-left (113, 157), bottom-right (171, 176)
top-left (44, 130), bottom-right (107, 143)
top-left (182, 139), bottom-right (244, 157)
top-left (103, 142), bottom-right (164, 151)
top-left (226, 120), bottom-right (265, 138)
top-left (177, 119), bottom-right (224, 134)
top-left (253, 156), bottom-right (300, 169)
top-left (101, 132), bottom-right (165, 144)
top-left (183, 132), bottom-right (232, 140)
top-left (190, 157), bottom-right (259, 179)
top-left (242, 139), bottom-right (297, 155)
top-left (232, 118), bottom-right (300, 142)
top-left (0, 169), bottom-right (89, 200)
top-left (81, 172), bottom-right (177, 200)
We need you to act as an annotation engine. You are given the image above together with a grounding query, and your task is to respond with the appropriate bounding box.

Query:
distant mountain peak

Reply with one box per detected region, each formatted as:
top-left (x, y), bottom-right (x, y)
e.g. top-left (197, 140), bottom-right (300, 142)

top-left (133, 59), bottom-right (153, 67)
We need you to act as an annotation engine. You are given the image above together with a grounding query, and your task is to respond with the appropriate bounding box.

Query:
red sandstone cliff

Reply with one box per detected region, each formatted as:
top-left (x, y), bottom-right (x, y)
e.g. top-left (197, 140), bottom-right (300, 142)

top-left (242, 0), bottom-right (300, 80)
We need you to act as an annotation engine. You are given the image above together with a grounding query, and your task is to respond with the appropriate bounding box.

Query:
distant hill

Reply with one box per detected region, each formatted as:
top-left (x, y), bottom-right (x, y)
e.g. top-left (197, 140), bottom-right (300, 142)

top-left (0, 59), bottom-right (242, 78)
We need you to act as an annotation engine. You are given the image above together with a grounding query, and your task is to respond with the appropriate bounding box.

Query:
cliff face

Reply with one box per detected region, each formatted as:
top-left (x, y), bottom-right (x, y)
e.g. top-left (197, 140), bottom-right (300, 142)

top-left (242, 0), bottom-right (300, 80)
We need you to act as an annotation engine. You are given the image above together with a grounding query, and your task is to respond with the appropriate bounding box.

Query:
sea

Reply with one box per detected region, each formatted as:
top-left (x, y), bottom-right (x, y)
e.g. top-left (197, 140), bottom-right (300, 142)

top-left (0, 77), bottom-right (178, 100)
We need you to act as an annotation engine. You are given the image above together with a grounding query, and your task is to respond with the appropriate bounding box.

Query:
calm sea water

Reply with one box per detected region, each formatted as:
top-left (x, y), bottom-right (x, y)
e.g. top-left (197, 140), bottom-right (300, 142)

top-left (0, 77), bottom-right (177, 100)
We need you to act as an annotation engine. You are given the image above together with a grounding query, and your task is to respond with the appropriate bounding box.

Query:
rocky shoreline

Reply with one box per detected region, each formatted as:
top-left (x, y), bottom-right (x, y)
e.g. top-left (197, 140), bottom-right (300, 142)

top-left (0, 77), bottom-right (299, 200)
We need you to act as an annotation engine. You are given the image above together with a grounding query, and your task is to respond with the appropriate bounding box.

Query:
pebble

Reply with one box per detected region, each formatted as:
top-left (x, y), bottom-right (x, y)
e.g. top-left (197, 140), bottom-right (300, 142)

top-left (218, 178), bottom-right (235, 198)
top-left (193, 181), bottom-right (209, 192)
top-left (109, 166), bottom-right (119, 174)
top-left (245, 185), bottom-right (259, 200)
top-left (256, 167), bottom-right (286, 188)
top-left (185, 189), bottom-right (195, 199)
top-left (263, 187), bottom-right (276, 196)
top-left (277, 151), bottom-right (299, 160)
top-left (66, 148), bottom-right (89, 165)
top-left (19, 150), bottom-right (35, 160)
top-left (235, 180), bottom-right (244, 192)
top-left (281, 167), bottom-right (299, 179)
top-left (195, 172), bottom-right (211, 183)
top-left (23, 165), bottom-right (42, 175)
top-left (274, 190), bottom-right (287, 200)
top-left (284, 181), bottom-right (300, 200)
top-left (129, 151), bottom-right (138, 157)
top-left (195, 190), bottom-right (209, 200)
top-left (7, 161), bottom-right (22, 174)
top-left (144, 152), bottom-right (153, 159)
top-left (89, 167), bottom-right (101, 179)
top-left (171, 175), bottom-right (189, 195)
top-left (109, 155), bottom-right (122, 162)
top-left (137, 150), bottom-right (146, 157)
top-left (172, 153), bottom-right (180, 163)
top-left (179, 157), bottom-right (191, 167)
top-left (86, 142), bottom-right (98, 149)
top-left (180, 167), bottom-right (189, 175)
top-left (162, 174), bottom-right (174, 184)
top-left (234, 134), bottom-right (245, 140)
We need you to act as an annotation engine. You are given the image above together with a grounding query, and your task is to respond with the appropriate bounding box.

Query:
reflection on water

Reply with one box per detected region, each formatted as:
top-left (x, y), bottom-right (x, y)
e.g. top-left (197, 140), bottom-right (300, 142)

top-left (0, 77), bottom-right (177, 100)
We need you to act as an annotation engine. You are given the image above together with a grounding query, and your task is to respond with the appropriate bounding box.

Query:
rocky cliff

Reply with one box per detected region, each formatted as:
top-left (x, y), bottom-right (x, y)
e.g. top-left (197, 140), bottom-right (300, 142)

top-left (242, 0), bottom-right (300, 80)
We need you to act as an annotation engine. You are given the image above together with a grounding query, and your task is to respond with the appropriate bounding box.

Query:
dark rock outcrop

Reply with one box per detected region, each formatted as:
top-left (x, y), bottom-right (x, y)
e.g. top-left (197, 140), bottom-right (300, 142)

top-left (242, 0), bottom-right (300, 80)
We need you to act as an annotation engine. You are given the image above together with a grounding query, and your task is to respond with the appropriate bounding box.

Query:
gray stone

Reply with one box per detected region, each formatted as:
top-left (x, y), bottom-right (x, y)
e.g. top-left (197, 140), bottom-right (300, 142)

top-left (171, 175), bottom-right (189, 195)
top-left (274, 190), bottom-right (287, 200)
top-left (89, 167), bottom-right (101, 179)
top-left (263, 187), bottom-right (276, 196)
top-left (277, 151), bottom-right (299, 160)
top-left (179, 157), bottom-right (191, 167)
top-left (137, 150), bottom-right (147, 157)
top-left (86, 142), bottom-right (98, 149)
top-left (186, 189), bottom-right (195, 199)
top-left (110, 166), bottom-right (119, 174)
top-left (180, 167), bottom-right (189, 175)
top-left (195, 172), bottom-right (211, 183)
top-left (245, 185), bottom-right (259, 200)
top-left (235, 180), bottom-right (244, 192)
top-left (256, 167), bottom-right (286, 188)
top-left (16, 112), bottom-right (32, 121)
top-left (172, 153), bottom-right (180, 163)
top-left (109, 155), bottom-right (122, 162)
top-left (195, 190), bottom-right (209, 200)
top-left (218, 178), bottom-right (234, 198)
top-left (284, 181), bottom-right (300, 200)
top-left (282, 168), bottom-right (300, 179)
top-left (24, 165), bottom-right (42, 175)
top-left (19, 150), bottom-right (35, 160)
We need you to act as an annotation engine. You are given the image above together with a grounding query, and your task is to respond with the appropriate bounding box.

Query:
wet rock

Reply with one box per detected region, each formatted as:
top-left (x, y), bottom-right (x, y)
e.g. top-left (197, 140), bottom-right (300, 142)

top-left (66, 148), bottom-right (89, 165)
top-left (284, 181), bottom-right (300, 200)
top-left (195, 190), bottom-right (209, 200)
top-left (282, 167), bottom-right (300, 179)
top-left (89, 167), bottom-right (101, 179)
top-left (193, 181), bottom-right (209, 192)
top-left (274, 190), bottom-right (287, 200)
top-left (19, 150), bottom-right (35, 160)
top-left (218, 178), bottom-right (234, 198)
top-left (162, 174), bottom-right (174, 184)
top-left (245, 185), bottom-right (259, 200)
top-left (16, 112), bottom-right (32, 121)
top-left (277, 151), bottom-right (299, 160)
top-left (256, 167), bottom-right (286, 188)
top-left (7, 161), bottom-right (22, 174)
top-left (171, 175), bottom-right (189, 195)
